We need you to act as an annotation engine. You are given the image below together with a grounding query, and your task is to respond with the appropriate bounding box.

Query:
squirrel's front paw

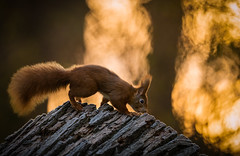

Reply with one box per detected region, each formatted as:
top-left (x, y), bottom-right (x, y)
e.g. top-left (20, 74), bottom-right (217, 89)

top-left (72, 104), bottom-right (83, 111)
top-left (129, 112), bottom-right (141, 116)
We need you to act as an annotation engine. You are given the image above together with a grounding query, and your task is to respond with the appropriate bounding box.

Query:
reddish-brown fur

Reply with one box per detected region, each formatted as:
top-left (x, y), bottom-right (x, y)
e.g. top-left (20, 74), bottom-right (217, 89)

top-left (8, 62), bottom-right (151, 116)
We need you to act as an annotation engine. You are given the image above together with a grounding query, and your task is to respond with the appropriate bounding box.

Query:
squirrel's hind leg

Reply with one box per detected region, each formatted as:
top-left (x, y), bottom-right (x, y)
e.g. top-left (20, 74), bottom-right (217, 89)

top-left (68, 91), bottom-right (83, 111)
top-left (101, 97), bottom-right (109, 106)
top-left (75, 97), bottom-right (82, 103)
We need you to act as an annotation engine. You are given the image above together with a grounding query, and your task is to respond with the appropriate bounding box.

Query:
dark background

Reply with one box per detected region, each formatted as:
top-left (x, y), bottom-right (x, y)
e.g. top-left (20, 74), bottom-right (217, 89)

top-left (0, 0), bottom-right (229, 155)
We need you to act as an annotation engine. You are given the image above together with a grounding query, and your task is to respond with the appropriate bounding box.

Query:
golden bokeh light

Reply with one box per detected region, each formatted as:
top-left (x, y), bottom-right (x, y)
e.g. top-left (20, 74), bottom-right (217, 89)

top-left (82, 0), bottom-right (152, 107)
top-left (172, 0), bottom-right (240, 154)
top-left (48, 0), bottom-right (152, 111)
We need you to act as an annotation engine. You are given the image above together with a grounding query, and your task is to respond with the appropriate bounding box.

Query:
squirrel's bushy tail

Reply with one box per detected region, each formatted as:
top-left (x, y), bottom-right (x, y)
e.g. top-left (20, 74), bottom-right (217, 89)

top-left (8, 62), bottom-right (70, 116)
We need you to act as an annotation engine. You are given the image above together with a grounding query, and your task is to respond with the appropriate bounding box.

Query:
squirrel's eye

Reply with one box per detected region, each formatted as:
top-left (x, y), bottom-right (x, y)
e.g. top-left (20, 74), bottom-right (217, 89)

top-left (139, 99), bottom-right (145, 104)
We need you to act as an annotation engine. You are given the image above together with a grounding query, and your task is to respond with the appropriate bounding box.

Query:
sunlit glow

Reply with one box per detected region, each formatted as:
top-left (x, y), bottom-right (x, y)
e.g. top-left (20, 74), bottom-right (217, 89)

top-left (47, 0), bottom-right (152, 111)
top-left (172, 0), bottom-right (240, 154)
top-left (82, 0), bottom-right (152, 107)
top-left (48, 87), bottom-right (69, 111)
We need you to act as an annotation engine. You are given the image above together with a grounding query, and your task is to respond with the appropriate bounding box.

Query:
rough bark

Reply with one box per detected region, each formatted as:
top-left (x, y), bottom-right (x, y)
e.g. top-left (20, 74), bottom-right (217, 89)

top-left (0, 102), bottom-right (202, 156)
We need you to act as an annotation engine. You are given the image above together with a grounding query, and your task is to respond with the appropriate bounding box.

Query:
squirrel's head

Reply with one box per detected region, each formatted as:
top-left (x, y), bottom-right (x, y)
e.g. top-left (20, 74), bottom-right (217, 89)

top-left (129, 75), bottom-right (152, 114)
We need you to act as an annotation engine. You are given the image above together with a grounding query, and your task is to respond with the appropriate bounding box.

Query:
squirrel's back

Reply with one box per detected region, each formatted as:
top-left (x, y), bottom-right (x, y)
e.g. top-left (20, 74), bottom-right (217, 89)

top-left (69, 65), bottom-right (132, 93)
top-left (8, 62), bottom-right (70, 116)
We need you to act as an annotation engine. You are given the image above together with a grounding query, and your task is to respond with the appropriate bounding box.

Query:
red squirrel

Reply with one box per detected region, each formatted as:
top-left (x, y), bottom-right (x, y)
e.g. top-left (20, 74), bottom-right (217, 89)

top-left (8, 62), bottom-right (152, 116)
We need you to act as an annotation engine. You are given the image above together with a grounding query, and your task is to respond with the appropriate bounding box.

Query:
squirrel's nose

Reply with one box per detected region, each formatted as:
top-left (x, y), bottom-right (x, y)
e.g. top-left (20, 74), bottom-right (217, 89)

top-left (140, 108), bottom-right (147, 113)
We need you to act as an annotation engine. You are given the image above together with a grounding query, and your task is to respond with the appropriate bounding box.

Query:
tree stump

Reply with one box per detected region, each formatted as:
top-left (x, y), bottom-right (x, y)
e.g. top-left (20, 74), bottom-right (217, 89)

top-left (0, 102), bottom-right (203, 156)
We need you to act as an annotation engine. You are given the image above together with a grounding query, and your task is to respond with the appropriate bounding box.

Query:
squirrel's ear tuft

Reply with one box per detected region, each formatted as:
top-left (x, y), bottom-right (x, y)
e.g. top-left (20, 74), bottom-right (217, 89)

top-left (137, 75), bottom-right (152, 95)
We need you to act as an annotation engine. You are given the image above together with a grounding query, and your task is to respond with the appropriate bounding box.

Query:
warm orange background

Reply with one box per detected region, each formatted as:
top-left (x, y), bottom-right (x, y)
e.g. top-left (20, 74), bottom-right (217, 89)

top-left (0, 0), bottom-right (227, 155)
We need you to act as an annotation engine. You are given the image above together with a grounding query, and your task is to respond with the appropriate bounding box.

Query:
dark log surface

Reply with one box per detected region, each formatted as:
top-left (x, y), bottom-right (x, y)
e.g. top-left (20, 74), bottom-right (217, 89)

top-left (0, 102), bottom-right (203, 156)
